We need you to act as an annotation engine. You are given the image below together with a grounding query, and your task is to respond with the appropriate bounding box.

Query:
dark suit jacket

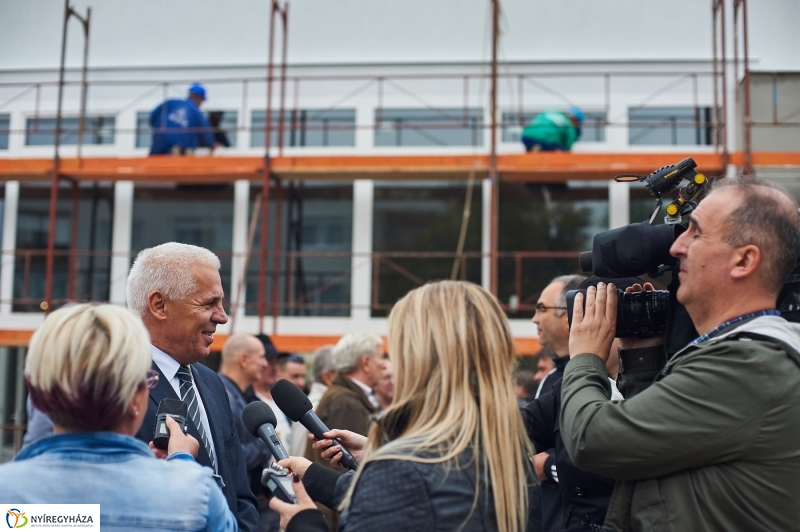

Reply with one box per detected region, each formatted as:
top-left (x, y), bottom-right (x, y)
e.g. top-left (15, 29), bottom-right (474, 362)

top-left (136, 361), bottom-right (259, 532)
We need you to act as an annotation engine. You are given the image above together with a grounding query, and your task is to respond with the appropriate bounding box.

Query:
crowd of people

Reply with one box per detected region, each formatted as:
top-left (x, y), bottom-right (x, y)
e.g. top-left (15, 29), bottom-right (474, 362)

top-left (1, 176), bottom-right (800, 532)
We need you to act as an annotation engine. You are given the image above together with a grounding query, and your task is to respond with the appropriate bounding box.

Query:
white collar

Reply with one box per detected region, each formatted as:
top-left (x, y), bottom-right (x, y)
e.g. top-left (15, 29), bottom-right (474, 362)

top-left (150, 345), bottom-right (182, 382)
top-left (349, 377), bottom-right (374, 398)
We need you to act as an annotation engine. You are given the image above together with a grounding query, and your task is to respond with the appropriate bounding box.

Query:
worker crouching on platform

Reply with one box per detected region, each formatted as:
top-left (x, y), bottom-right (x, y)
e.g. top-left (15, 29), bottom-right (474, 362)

top-left (521, 107), bottom-right (584, 152)
top-left (149, 82), bottom-right (220, 155)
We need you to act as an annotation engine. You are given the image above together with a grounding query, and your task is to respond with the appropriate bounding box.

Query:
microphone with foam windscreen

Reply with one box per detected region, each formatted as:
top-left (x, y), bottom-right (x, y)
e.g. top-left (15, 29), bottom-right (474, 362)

top-left (242, 401), bottom-right (290, 461)
top-left (271, 379), bottom-right (359, 471)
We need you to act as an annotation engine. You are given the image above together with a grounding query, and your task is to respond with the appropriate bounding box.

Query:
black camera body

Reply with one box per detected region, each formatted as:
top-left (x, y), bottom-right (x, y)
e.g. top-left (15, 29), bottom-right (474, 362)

top-left (566, 288), bottom-right (670, 338)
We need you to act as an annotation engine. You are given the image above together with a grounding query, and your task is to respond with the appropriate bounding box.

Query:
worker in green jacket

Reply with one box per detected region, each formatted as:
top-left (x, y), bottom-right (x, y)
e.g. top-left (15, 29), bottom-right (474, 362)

top-left (521, 107), bottom-right (584, 152)
top-left (561, 178), bottom-right (800, 531)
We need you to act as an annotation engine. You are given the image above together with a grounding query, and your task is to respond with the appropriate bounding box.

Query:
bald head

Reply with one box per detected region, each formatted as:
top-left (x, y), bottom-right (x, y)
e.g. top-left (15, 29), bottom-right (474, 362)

top-left (712, 178), bottom-right (800, 294)
top-left (219, 333), bottom-right (267, 390)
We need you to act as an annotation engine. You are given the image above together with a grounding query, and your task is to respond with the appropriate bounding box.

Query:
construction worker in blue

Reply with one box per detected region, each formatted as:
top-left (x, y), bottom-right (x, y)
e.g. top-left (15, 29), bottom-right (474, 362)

top-left (521, 107), bottom-right (584, 152)
top-left (149, 83), bottom-right (216, 155)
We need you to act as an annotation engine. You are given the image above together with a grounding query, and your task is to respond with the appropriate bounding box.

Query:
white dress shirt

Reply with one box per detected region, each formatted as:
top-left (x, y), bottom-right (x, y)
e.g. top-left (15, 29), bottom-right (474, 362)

top-left (349, 377), bottom-right (379, 408)
top-left (150, 345), bottom-right (218, 471)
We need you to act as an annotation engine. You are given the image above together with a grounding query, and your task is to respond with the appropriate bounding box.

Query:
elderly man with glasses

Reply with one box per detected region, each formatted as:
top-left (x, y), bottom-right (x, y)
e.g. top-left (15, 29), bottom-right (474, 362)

top-left (529, 274), bottom-right (586, 532)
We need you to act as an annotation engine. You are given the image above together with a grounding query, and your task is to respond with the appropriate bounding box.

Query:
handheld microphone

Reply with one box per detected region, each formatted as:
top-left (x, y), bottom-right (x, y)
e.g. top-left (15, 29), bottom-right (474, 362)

top-left (153, 398), bottom-right (188, 450)
top-left (271, 379), bottom-right (358, 471)
top-left (242, 401), bottom-right (290, 461)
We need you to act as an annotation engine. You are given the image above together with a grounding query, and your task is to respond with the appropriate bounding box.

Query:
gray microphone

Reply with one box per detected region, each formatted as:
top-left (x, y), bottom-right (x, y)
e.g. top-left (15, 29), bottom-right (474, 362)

top-left (242, 401), bottom-right (290, 461)
top-left (272, 379), bottom-right (358, 471)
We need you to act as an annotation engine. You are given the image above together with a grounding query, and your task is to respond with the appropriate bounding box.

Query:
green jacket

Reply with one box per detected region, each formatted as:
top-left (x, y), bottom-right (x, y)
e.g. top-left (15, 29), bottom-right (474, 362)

top-left (521, 110), bottom-right (578, 150)
top-left (560, 316), bottom-right (800, 532)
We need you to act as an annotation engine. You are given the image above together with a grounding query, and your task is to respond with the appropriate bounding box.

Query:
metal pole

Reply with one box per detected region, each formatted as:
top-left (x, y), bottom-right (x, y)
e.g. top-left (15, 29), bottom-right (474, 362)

top-left (740, 0), bottom-right (753, 176)
top-left (711, 0), bottom-right (719, 150)
top-left (76, 7), bottom-right (90, 163)
top-left (67, 180), bottom-right (80, 301)
top-left (45, 0), bottom-right (72, 313)
top-left (271, 178), bottom-right (283, 333)
top-left (258, 0), bottom-right (278, 333)
top-left (277, 4), bottom-right (288, 155)
top-left (720, 0), bottom-right (729, 165)
top-left (489, 0), bottom-right (500, 296)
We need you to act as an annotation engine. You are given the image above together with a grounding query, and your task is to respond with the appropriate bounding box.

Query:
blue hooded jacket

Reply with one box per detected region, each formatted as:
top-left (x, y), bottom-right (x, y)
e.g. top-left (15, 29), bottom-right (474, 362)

top-left (149, 98), bottom-right (215, 154)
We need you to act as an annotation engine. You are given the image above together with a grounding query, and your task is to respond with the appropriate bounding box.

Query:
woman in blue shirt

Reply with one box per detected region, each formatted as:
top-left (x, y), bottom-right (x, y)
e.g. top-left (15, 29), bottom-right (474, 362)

top-left (0, 304), bottom-right (237, 532)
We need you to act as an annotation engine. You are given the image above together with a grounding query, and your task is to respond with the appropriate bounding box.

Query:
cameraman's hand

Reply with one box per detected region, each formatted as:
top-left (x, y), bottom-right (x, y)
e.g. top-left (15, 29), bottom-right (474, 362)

top-left (619, 283), bottom-right (665, 350)
top-left (269, 474), bottom-right (316, 529)
top-left (310, 429), bottom-right (367, 465)
top-left (569, 283), bottom-right (617, 362)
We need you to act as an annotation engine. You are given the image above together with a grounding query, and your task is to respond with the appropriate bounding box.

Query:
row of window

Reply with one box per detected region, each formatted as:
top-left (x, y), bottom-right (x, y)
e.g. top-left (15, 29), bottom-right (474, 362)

top-left (0, 107), bottom-right (715, 149)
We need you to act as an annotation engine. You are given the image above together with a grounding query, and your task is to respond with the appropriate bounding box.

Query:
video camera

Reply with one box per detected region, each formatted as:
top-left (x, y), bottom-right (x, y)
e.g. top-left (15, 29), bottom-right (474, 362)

top-left (573, 157), bottom-right (800, 354)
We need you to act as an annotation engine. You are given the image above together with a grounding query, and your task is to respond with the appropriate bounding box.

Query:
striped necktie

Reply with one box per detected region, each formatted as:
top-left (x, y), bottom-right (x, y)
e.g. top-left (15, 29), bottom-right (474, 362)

top-left (176, 364), bottom-right (215, 470)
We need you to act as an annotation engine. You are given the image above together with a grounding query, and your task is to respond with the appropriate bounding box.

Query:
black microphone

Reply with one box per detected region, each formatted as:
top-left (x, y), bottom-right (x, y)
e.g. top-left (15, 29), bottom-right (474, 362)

top-left (153, 398), bottom-right (188, 450)
top-left (242, 401), bottom-right (290, 461)
top-left (271, 379), bottom-right (358, 471)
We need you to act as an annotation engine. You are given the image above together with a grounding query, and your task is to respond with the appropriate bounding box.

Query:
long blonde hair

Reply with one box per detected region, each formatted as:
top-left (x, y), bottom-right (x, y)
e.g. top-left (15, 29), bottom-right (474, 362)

top-left (341, 281), bottom-right (534, 532)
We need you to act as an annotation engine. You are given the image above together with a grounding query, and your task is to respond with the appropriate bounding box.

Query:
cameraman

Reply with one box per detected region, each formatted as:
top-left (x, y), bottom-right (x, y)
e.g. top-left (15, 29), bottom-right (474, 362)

top-left (560, 178), bottom-right (800, 532)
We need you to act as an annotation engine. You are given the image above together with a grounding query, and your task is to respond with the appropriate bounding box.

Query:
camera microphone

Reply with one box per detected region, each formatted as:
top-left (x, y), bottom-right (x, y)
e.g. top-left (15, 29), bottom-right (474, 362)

top-left (153, 398), bottom-right (188, 450)
top-left (271, 379), bottom-right (359, 471)
top-left (242, 401), bottom-right (290, 461)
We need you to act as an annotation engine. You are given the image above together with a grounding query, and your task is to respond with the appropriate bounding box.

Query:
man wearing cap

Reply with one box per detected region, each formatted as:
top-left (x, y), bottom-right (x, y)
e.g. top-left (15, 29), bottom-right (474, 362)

top-left (148, 82), bottom-right (219, 155)
top-left (521, 107), bottom-right (584, 152)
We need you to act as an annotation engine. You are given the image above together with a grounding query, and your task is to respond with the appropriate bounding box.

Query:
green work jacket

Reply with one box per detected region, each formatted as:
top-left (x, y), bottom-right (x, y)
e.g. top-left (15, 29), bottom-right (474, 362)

top-left (521, 110), bottom-right (578, 150)
top-left (560, 316), bottom-right (800, 532)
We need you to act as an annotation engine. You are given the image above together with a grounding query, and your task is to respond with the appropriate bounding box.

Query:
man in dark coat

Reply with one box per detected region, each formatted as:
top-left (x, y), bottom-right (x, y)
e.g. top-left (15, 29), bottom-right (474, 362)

top-left (127, 242), bottom-right (259, 532)
top-left (530, 274), bottom-right (586, 532)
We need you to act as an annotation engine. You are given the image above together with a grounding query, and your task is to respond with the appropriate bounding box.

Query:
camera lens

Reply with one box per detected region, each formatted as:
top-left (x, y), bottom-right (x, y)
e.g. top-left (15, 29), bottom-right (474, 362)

top-left (616, 289), bottom-right (670, 338)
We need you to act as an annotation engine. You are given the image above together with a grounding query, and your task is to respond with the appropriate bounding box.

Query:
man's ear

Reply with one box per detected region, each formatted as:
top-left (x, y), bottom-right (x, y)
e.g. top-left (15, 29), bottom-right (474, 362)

top-left (731, 245), bottom-right (761, 281)
top-left (147, 290), bottom-right (168, 321)
top-left (359, 354), bottom-right (370, 373)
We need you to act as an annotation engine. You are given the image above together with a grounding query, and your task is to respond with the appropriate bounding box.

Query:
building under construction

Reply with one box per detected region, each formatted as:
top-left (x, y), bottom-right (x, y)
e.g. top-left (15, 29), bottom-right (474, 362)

top-left (0, 0), bottom-right (798, 457)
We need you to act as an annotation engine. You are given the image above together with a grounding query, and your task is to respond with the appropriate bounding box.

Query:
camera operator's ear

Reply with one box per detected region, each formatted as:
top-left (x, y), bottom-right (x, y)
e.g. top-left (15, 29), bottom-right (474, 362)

top-left (730, 245), bottom-right (761, 281)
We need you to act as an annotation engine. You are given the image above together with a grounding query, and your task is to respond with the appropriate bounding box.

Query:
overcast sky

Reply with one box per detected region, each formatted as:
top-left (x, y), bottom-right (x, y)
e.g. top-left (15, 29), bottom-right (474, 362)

top-left (1, 0), bottom-right (798, 71)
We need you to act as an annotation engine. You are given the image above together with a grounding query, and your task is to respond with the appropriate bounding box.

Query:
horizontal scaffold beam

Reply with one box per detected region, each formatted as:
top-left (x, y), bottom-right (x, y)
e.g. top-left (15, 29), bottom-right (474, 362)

top-left (1, 152), bottom-right (797, 184)
top-left (0, 329), bottom-right (542, 355)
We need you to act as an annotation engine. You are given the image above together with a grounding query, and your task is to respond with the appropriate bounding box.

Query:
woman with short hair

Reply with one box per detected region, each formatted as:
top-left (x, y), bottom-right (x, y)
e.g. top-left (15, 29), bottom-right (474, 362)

top-left (273, 281), bottom-right (538, 532)
top-left (0, 304), bottom-right (236, 532)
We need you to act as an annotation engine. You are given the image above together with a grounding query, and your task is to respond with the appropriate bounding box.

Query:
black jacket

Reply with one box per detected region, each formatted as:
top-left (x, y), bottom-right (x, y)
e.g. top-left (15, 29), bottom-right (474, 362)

top-left (290, 449), bottom-right (541, 532)
top-left (524, 378), bottom-right (615, 532)
top-left (136, 361), bottom-right (260, 532)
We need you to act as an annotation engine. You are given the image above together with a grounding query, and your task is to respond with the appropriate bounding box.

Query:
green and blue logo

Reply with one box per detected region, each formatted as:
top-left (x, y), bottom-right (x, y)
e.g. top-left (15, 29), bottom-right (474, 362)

top-left (5, 509), bottom-right (28, 529)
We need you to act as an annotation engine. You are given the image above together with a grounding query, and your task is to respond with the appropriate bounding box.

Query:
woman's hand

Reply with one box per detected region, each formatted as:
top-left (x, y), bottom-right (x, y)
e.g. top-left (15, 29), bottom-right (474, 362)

top-left (277, 457), bottom-right (312, 479)
top-left (310, 429), bottom-right (367, 466)
top-left (269, 474), bottom-right (317, 530)
top-left (150, 415), bottom-right (200, 460)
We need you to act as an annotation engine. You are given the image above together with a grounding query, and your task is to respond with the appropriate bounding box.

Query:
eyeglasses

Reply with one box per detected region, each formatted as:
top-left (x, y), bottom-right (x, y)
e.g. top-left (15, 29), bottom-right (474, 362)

top-left (534, 303), bottom-right (567, 315)
top-left (145, 369), bottom-right (159, 390)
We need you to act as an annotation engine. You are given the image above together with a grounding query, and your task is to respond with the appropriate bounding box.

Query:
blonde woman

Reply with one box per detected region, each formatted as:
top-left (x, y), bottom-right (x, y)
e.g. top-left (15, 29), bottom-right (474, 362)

top-left (0, 304), bottom-right (236, 531)
top-left (272, 281), bottom-right (538, 532)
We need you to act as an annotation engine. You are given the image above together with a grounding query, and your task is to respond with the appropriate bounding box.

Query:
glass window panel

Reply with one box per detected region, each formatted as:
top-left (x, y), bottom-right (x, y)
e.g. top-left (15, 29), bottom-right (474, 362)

top-left (374, 108), bottom-right (483, 147)
top-left (245, 182), bottom-right (353, 317)
top-left (0, 114), bottom-right (9, 150)
top-left (132, 185), bottom-right (234, 312)
top-left (628, 107), bottom-right (714, 146)
top-left (14, 184), bottom-right (114, 311)
top-left (498, 181), bottom-right (609, 318)
top-left (502, 110), bottom-right (606, 143)
top-left (251, 109), bottom-right (356, 148)
top-left (25, 116), bottom-right (115, 146)
top-left (372, 181), bottom-right (483, 316)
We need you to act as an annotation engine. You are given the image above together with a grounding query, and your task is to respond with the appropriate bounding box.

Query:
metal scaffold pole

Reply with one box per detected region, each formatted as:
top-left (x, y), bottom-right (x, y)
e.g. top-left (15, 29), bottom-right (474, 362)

top-left (489, 0), bottom-right (500, 296)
